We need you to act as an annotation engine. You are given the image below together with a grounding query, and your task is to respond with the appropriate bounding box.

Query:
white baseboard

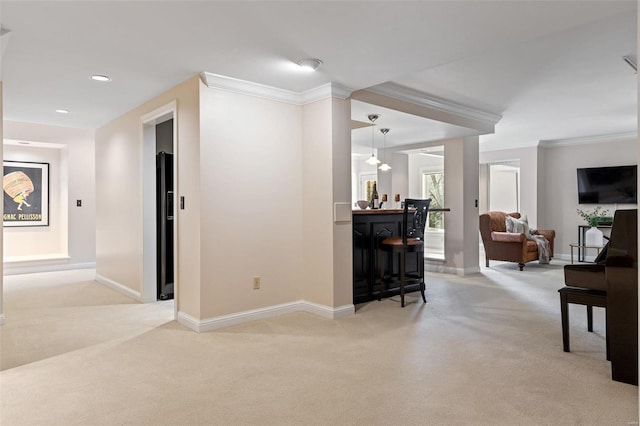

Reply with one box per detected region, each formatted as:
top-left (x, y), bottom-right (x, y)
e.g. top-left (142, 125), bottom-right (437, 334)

top-left (178, 300), bottom-right (355, 333)
top-left (3, 261), bottom-right (96, 276)
top-left (425, 263), bottom-right (480, 276)
top-left (300, 301), bottom-right (354, 319)
top-left (460, 266), bottom-right (482, 276)
top-left (95, 274), bottom-right (141, 302)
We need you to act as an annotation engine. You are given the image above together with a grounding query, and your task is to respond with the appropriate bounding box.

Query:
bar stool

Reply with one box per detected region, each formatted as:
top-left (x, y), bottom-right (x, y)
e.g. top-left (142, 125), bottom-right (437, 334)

top-left (378, 198), bottom-right (431, 307)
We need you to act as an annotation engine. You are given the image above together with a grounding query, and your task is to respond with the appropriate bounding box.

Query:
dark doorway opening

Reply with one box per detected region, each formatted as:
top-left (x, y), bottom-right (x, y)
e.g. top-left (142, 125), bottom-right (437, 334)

top-left (156, 119), bottom-right (174, 300)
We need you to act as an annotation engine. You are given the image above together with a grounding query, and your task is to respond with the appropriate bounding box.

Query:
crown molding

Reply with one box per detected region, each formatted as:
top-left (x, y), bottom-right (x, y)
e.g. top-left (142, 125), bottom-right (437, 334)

top-left (200, 72), bottom-right (300, 104)
top-left (539, 131), bottom-right (638, 148)
top-left (200, 72), bottom-right (353, 105)
top-left (479, 139), bottom-right (539, 153)
top-left (301, 82), bottom-right (352, 103)
top-left (365, 82), bottom-right (502, 127)
top-left (479, 131), bottom-right (638, 153)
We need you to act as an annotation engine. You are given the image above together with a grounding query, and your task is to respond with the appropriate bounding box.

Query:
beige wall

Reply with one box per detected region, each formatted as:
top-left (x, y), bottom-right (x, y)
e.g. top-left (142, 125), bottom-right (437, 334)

top-left (96, 75), bottom-right (353, 324)
top-left (301, 97), bottom-right (353, 308)
top-left (539, 138), bottom-right (637, 259)
top-left (302, 99), bottom-right (334, 306)
top-left (198, 86), bottom-right (304, 318)
top-left (330, 98), bottom-right (353, 308)
top-left (95, 75), bottom-right (201, 316)
top-left (3, 122), bottom-right (96, 266)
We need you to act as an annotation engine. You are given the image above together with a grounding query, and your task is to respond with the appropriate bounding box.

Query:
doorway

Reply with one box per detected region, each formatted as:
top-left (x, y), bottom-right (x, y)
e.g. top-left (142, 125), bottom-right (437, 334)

top-left (141, 101), bottom-right (177, 313)
top-left (488, 161), bottom-right (520, 212)
top-left (156, 120), bottom-right (174, 300)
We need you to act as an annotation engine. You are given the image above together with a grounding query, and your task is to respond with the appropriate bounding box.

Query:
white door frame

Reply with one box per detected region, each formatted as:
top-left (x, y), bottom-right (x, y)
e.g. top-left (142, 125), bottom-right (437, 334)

top-left (140, 101), bottom-right (178, 318)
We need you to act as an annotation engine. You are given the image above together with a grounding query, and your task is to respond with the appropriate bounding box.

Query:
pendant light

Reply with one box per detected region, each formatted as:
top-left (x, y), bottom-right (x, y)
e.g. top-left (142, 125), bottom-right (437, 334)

top-left (378, 128), bottom-right (392, 171)
top-left (365, 114), bottom-right (381, 165)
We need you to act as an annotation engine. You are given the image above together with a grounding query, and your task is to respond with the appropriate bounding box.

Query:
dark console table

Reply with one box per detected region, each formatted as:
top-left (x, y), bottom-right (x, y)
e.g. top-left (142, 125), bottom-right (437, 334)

top-left (352, 208), bottom-right (448, 304)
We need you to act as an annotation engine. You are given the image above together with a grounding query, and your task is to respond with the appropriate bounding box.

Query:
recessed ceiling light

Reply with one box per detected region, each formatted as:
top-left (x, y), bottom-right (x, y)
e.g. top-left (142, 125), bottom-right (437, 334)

top-left (55, 109), bottom-right (70, 114)
top-left (91, 74), bottom-right (111, 82)
top-left (297, 58), bottom-right (323, 72)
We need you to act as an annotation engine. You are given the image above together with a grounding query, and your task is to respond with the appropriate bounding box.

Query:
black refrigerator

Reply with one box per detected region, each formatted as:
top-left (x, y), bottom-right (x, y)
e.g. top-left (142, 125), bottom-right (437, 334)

top-left (156, 151), bottom-right (174, 300)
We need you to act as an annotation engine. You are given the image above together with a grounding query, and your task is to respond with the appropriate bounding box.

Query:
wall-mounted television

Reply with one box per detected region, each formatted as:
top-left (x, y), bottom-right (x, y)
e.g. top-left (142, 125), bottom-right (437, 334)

top-left (577, 165), bottom-right (637, 204)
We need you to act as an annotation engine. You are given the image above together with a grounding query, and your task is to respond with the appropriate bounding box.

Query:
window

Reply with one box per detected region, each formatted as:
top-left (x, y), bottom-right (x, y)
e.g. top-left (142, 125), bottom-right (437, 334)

top-left (422, 172), bottom-right (444, 229)
top-left (421, 171), bottom-right (445, 260)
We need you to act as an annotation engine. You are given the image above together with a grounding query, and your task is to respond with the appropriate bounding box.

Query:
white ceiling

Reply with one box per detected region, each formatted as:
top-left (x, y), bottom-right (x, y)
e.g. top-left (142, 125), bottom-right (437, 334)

top-left (1, 1), bottom-right (637, 151)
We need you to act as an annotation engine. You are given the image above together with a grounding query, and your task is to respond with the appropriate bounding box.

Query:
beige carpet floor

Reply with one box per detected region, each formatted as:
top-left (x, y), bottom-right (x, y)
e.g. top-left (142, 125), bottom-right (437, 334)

top-left (0, 264), bottom-right (637, 425)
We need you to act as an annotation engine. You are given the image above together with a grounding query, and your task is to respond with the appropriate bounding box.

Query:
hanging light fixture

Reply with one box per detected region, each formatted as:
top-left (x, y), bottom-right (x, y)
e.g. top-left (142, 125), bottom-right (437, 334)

top-left (378, 128), bottom-right (392, 171)
top-left (365, 114), bottom-right (381, 165)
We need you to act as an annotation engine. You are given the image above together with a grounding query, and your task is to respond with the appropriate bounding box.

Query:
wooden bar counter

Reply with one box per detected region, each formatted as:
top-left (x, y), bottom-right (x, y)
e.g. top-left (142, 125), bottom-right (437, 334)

top-left (352, 209), bottom-right (419, 304)
top-left (352, 208), bottom-right (449, 304)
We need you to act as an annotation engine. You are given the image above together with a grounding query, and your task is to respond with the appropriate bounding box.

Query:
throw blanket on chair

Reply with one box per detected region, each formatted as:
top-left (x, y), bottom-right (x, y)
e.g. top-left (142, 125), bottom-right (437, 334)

top-left (506, 216), bottom-right (551, 264)
top-left (529, 234), bottom-right (550, 264)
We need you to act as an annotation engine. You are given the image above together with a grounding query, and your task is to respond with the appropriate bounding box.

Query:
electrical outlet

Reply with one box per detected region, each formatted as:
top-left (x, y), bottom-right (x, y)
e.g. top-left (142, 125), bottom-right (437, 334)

top-left (253, 276), bottom-right (260, 290)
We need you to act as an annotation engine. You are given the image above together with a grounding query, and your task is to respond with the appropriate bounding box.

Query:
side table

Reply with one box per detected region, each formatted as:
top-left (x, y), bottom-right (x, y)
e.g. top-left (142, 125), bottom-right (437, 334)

top-left (569, 243), bottom-right (603, 264)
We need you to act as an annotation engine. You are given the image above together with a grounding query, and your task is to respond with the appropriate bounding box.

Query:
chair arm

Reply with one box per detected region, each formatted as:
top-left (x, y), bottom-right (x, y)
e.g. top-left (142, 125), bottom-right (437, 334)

top-left (534, 229), bottom-right (555, 241)
top-left (491, 231), bottom-right (526, 243)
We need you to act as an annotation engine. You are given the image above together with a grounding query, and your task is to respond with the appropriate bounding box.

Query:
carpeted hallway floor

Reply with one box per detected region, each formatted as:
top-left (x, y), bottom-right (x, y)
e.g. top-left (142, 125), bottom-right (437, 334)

top-left (0, 263), bottom-right (637, 425)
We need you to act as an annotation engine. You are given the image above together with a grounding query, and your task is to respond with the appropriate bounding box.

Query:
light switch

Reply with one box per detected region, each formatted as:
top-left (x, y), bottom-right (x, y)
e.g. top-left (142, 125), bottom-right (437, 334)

top-left (334, 202), bottom-right (352, 223)
top-left (76, 200), bottom-right (82, 207)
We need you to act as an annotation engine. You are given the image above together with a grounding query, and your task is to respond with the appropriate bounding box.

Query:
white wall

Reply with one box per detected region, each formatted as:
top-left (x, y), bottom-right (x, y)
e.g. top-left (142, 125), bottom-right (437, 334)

top-left (3, 121), bottom-right (95, 271)
top-left (480, 137), bottom-right (637, 260)
top-left (351, 156), bottom-right (378, 203)
top-left (390, 152), bottom-right (409, 207)
top-left (539, 137), bottom-right (638, 259)
top-left (442, 136), bottom-right (480, 274)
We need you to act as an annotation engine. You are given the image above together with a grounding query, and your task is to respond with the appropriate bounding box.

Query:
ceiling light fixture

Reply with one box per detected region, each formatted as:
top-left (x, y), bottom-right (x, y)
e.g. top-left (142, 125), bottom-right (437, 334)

top-left (378, 128), bottom-right (392, 171)
top-left (297, 58), bottom-right (323, 72)
top-left (91, 74), bottom-right (112, 82)
top-left (55, 109), bottom-right (70, 114)
top-left (365, 114), bottom-right (381, 165)
top-left (623, 56), bottom-right (637, 73)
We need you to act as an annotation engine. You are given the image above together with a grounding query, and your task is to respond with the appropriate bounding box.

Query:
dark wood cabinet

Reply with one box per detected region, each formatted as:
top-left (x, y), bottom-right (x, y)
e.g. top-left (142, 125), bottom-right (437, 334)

top-left (352, 210), bottom-right (420, 304)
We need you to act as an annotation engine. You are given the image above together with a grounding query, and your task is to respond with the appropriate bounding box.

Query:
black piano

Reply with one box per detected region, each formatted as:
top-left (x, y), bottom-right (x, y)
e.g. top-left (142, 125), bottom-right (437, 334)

top-left (561, 209), bottom-right (637, 385)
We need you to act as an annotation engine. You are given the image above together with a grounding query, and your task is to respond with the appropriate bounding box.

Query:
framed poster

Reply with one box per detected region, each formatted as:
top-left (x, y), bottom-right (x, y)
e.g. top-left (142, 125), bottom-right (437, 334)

top-left (3, 161), bottom-right (49, 227)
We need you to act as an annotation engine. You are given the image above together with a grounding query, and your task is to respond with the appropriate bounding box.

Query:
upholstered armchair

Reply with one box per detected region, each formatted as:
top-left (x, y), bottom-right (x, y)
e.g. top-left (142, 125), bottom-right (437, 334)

top-left (479, 211), bottom-right (555, 271)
